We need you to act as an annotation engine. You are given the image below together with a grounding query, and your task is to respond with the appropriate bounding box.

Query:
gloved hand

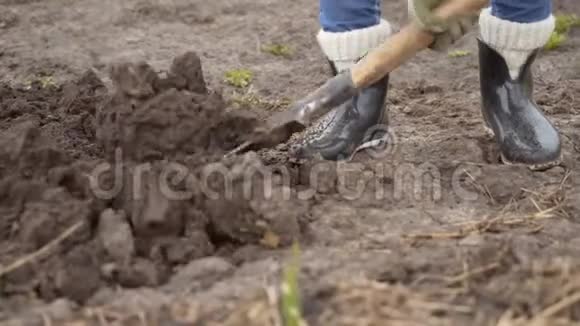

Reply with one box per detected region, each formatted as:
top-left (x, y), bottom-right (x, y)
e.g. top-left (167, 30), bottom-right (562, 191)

top-left (281, 71), bottom-right (358, 126)
top-left (408, 0), bottom-right (481, 51)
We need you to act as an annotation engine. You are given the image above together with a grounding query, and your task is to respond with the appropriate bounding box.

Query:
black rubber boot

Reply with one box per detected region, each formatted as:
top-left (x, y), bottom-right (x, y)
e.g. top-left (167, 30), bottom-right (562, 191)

top-left (478, 39), bottom-right (561, 170)
top-left (295, 59), bottom-right (389, 161)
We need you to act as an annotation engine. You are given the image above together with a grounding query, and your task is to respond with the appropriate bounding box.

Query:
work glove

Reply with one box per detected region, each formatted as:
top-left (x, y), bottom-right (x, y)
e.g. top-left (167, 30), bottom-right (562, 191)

top-left (408, 0), bottom-right (481, 51)
top-left (281, 71), bottom-right (358, 127)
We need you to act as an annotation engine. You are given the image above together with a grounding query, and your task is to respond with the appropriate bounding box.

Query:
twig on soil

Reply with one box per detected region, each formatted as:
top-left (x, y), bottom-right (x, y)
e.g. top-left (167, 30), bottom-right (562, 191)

top-left (137, 311), bottom-right (148, 326)
top-left (0, 220), bottom-right (86, 278)
top-left (408, 300), bottom-right (472, 314)
top-left (404, 230), bottom-right (467, 240)
top-left (528, 196), bottom-right (544, 212)
top-left (533, 291), bottom-right (580, 321)
top-left (41, 313), bottom-right (52, 326)
top-left (410, 261), bottom-right (502, 289)
top-left (318, 280), bottom-right (472, 325)
top-left (562, 132), bottom-right (580, 154)
top-left (559, 170), bottom-right (571, 189)
top-left (95, 309), bottom-right (108, 326)
top-left (526, 223), bottom-right (544, 234)
top-left (402, 205), bottom-right (560, 241)
top-left (445, 262), bottom-right (501, 286)
top-left (85, 306), bottom-right (125, 325)
top-left (464, 170), bottom-right (495, 204)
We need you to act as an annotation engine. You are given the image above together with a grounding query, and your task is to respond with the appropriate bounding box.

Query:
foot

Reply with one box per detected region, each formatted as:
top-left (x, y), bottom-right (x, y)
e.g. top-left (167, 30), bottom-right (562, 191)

top-left (294, 73), bottom-right (389, 160)
top-left (295, 19), bottom-right (393, 161)
top-left (478, 39), bottom-right (561, 170)
top-left (478, 9), bottom-right (561, 170)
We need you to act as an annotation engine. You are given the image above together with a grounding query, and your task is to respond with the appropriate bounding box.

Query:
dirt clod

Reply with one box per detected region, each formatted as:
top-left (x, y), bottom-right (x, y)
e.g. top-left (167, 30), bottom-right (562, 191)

top-left (116, 258), bottom-right (170, 288)
top-left (204, 153), bottom-right (306, 246)
top-left (167, 256), bottom-right (234, 290)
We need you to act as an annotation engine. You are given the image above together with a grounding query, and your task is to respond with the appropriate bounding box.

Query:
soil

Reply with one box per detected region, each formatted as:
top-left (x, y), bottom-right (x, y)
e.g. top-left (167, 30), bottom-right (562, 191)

top-left (1, 0), bottom-right (580, 325)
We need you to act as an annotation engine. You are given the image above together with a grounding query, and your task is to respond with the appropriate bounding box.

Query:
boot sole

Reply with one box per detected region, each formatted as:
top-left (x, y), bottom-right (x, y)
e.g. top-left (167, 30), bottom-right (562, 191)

top-left (499, 153), bottom-right (561, 172)
top-left (348, 127), bottom-right (392, 161)
top-left (485, 123), bottom-right (562, 171)
top-left (349, 137), bottom-right (387, 160)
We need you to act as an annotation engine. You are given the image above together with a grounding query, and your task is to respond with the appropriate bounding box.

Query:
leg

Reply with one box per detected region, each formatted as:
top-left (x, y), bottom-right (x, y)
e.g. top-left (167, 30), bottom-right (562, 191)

top-left (296, 0), bottom-right (392, 160)
top-left (478, 0), bottom-right (561, 169)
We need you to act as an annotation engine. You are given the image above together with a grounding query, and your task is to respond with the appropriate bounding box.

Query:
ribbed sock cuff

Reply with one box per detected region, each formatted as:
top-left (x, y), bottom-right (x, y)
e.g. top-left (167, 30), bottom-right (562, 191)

top-left (479, 8), bottom-right (555, 79)
top-left (317, 19), bottom-right (393, 73)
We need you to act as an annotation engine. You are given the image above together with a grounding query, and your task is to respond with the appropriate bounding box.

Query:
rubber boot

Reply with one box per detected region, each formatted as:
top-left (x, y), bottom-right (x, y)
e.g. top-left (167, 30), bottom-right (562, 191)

top-left (295, 20), bottom-right (392, 161)
top-left (295, 71), bottom-right (389, 160)
top-left (478, 9), bottom-right (561, 170)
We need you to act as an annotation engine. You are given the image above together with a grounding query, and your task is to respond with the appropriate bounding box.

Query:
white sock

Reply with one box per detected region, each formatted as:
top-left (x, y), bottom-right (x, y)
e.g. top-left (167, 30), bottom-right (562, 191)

top-left (479, 8), bottom-right (555, 80)
top-left (316, 19), bottom-right (393, 73)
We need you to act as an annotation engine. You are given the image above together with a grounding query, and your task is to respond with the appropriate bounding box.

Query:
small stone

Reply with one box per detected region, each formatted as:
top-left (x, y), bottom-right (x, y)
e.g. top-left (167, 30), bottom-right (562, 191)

top-left (169, 257), bottom-right (234, 287)
top-left (164, 233), bottom-right (215, 264)
top-left (33, 298), bottom-right (77, 321)
top-left (100, 262), bottom-right (119, 280)
top-left (98, 208), bottom-right (135, 264)
top-left (117, 258), bottom-right (169, 288)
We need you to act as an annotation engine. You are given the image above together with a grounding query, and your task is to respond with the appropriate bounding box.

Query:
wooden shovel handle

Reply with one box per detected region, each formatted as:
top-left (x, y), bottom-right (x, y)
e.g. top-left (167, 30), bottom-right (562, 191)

top-left (351, 0), bottom-right (488, 88)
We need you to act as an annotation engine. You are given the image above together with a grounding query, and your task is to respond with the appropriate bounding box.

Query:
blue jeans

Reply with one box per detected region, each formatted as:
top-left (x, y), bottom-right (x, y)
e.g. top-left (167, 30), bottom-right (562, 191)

top-left (491, 0), bottom-right (552, 23)
top-left (320, 0), bottom-right (553, 32)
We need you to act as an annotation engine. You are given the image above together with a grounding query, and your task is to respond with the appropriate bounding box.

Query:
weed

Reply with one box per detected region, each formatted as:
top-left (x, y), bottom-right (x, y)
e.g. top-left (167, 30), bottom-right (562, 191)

top-left (554, 14), bottom-right (580, 34)
top-left (280, 242), bottom-right (306, 326)
top-left (262, 44), bottom-right (293, 58)
top-left (545, 32), bottom-right (567, 51)
top-left (448, 50), bottom-right (471, 58)
top-left (545, 14), bottom-right (580, 50)
top-left (224, 69), bottom-right (253, 88)
top-left (23, 75), bottom-right (57, 90)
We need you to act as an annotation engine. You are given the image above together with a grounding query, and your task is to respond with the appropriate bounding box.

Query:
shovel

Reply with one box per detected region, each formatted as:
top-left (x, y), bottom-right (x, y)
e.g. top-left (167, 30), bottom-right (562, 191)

top-left (227, 0), bottom-right (487, 157)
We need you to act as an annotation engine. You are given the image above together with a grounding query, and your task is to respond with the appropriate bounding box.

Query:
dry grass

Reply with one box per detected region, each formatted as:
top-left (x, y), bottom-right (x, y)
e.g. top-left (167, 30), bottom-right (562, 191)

top-left (316, 279), bottom-right (472, 326)
top-left (309, 261), bottom-right (580, 326)
top-left (0, 220), bottom-right (86, 278)
top-left (402, 206), bottom-right (559, 240)
top-left (403, 172), bottom-right (570, 241)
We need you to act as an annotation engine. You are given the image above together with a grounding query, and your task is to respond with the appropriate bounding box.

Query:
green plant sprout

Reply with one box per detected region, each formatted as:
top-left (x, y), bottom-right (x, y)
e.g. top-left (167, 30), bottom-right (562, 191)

top-left (545, 14), bottom-right (580, 50)
top-left (280, 242), bottom-right (306, 326)
top-left (448, 50), bottom-right (471, 58)
top-left (262, 44), bottom-right (293, 57)
top-left (545, 32), bottom-right (567, 50)
top-left (224, 69), bottom-right (253, 88)
top-left (24, 75), bottom-right (57, 90)
top-left (554, 14), bottom-right (580, 34)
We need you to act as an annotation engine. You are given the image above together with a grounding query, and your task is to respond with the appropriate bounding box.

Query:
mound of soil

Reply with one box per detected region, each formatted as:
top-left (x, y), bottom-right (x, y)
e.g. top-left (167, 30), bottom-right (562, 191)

top-left (0, 52), bottom-right (306, 311)
top-left (95, 52), bottom-right (254, 162)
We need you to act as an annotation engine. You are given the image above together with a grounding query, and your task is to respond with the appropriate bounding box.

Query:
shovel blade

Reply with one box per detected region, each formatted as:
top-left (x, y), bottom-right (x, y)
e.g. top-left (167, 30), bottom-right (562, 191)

top-left (225, 120), bottom-right (306, 157)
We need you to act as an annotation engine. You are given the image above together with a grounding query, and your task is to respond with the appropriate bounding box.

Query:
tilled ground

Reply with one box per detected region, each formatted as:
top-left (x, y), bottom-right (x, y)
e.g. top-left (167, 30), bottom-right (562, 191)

top-left (1, 0), bottom-right (580, 325)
